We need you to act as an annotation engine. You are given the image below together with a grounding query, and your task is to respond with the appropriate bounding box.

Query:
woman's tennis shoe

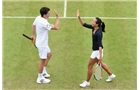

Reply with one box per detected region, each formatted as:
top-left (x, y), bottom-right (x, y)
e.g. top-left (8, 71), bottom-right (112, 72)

top-left (43, 73), bottom-right (50, 78)
top-left (36, 77), bottom-right (51, 83)
top-left (79, 81), bottom-right (90, 88)
top-left (106, 74), bottom-right (116, 82)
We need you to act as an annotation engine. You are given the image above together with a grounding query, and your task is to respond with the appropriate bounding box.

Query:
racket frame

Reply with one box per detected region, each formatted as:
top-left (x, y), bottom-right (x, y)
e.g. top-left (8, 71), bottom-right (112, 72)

top-left (93, 63), bottom-right (103, 81)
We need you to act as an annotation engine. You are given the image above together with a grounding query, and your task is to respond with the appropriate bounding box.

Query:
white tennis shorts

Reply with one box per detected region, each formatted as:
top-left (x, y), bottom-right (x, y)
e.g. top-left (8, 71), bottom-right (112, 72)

top-left (90, 50), bottom-right (103, 59)
top-left (37, 46), bottom-right (51, 59)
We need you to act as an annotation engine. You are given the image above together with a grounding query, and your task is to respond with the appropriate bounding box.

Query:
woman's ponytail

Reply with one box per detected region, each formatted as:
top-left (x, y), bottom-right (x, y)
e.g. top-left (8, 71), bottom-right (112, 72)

top-left (101, 22), bottom-right (105, 32)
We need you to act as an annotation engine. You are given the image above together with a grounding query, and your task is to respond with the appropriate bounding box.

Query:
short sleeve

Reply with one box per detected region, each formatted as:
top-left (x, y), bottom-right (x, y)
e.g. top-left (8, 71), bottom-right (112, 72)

top-left (45, 23), bottom-right (54, 30)
top-left (83, 23), bottom-right (94, 29)
top-left (33, 18), bottom-right (37, 26)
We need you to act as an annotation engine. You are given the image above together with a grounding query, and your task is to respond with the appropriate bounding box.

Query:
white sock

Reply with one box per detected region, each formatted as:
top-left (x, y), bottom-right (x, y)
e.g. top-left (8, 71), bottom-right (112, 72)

top-left (38, 73), bottom-right (43, 79)
top-left (42, 67), bottom-right (47, 74)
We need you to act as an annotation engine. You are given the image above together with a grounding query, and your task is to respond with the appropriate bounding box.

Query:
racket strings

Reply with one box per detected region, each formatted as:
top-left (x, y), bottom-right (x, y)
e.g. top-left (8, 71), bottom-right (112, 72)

top-left (94, 64), bottom-right (102, 80)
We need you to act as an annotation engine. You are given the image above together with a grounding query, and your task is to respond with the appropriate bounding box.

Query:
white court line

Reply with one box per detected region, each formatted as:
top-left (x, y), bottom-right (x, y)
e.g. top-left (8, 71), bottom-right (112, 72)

top-left (64, 0), bottom-right (67, 18)
top-left (2, 16), bottom-right (137, 20)
top-left (2, 0), bottom-right (136, 1)
top-left (66, 0), bottom-right (136, 1)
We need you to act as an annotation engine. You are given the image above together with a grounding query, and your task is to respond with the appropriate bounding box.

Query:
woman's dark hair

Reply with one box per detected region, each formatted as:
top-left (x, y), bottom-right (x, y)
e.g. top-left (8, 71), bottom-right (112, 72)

top-left (40, 7), bottom-right (50, 17)
top-left (95, 17), bottom-right (105, 32)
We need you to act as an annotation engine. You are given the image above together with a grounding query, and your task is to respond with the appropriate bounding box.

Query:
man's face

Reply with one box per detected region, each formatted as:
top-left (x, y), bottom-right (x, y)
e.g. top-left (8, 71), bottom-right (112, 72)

top-left (44, 11), bottom-right (50, 18)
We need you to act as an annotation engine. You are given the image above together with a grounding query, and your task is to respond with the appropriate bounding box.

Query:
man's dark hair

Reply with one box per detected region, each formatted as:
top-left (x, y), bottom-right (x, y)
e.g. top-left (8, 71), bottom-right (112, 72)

top-left (40, 7), bottom-right (50, 17)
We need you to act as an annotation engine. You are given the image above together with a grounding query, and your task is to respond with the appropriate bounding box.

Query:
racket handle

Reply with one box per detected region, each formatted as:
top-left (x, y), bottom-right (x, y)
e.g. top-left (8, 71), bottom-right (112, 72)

top-left (23, 34), bottom-right (33, 40)
top-left (97, 61), bottom-right (100, 65)
top-left (97, 62), bottom-right (102, 67)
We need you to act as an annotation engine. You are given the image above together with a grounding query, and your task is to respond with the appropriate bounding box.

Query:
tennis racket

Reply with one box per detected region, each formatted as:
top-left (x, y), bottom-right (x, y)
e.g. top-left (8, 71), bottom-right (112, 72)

top-left (93, 63), bottom-right (103, 81)
top-left (22, 34), bottom-right (37, 48)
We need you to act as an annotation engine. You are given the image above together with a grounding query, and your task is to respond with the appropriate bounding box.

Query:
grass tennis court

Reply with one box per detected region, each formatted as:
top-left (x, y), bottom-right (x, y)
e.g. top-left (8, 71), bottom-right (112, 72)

top-left (2, 0), bottom-right (137, 90)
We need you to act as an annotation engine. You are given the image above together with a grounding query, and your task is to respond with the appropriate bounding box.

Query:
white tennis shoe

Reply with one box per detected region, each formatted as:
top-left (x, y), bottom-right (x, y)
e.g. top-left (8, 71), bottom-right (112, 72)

top-left (79, 81), bottom-right (90, 88)
top-left (106, 74), bottom-right (116, 82)
top-left (43, 73), bottom-right (50, 78)
top-left (36, 77), bottom-right (51, 83)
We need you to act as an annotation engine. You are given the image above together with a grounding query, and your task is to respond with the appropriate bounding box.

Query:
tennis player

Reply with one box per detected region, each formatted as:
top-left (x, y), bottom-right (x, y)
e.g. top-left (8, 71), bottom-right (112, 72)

top-left (31, 7), bottom-right (59, 83)
top-left (77, 10), bottom-right (116, 87)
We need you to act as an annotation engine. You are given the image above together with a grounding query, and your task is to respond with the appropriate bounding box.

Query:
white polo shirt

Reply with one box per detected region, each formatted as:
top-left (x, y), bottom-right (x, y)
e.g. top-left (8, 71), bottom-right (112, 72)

top-left (33, 16), bottom-right (54, 47)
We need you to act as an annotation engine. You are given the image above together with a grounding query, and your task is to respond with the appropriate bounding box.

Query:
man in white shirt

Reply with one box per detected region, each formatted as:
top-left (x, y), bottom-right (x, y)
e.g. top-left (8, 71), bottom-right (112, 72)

top-left (31, 7), bottom-right (59, 83)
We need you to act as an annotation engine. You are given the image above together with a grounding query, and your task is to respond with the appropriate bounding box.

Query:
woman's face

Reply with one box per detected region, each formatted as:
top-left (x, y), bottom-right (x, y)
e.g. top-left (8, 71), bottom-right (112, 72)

top-left (92, 18), bottom-right (98, 27)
